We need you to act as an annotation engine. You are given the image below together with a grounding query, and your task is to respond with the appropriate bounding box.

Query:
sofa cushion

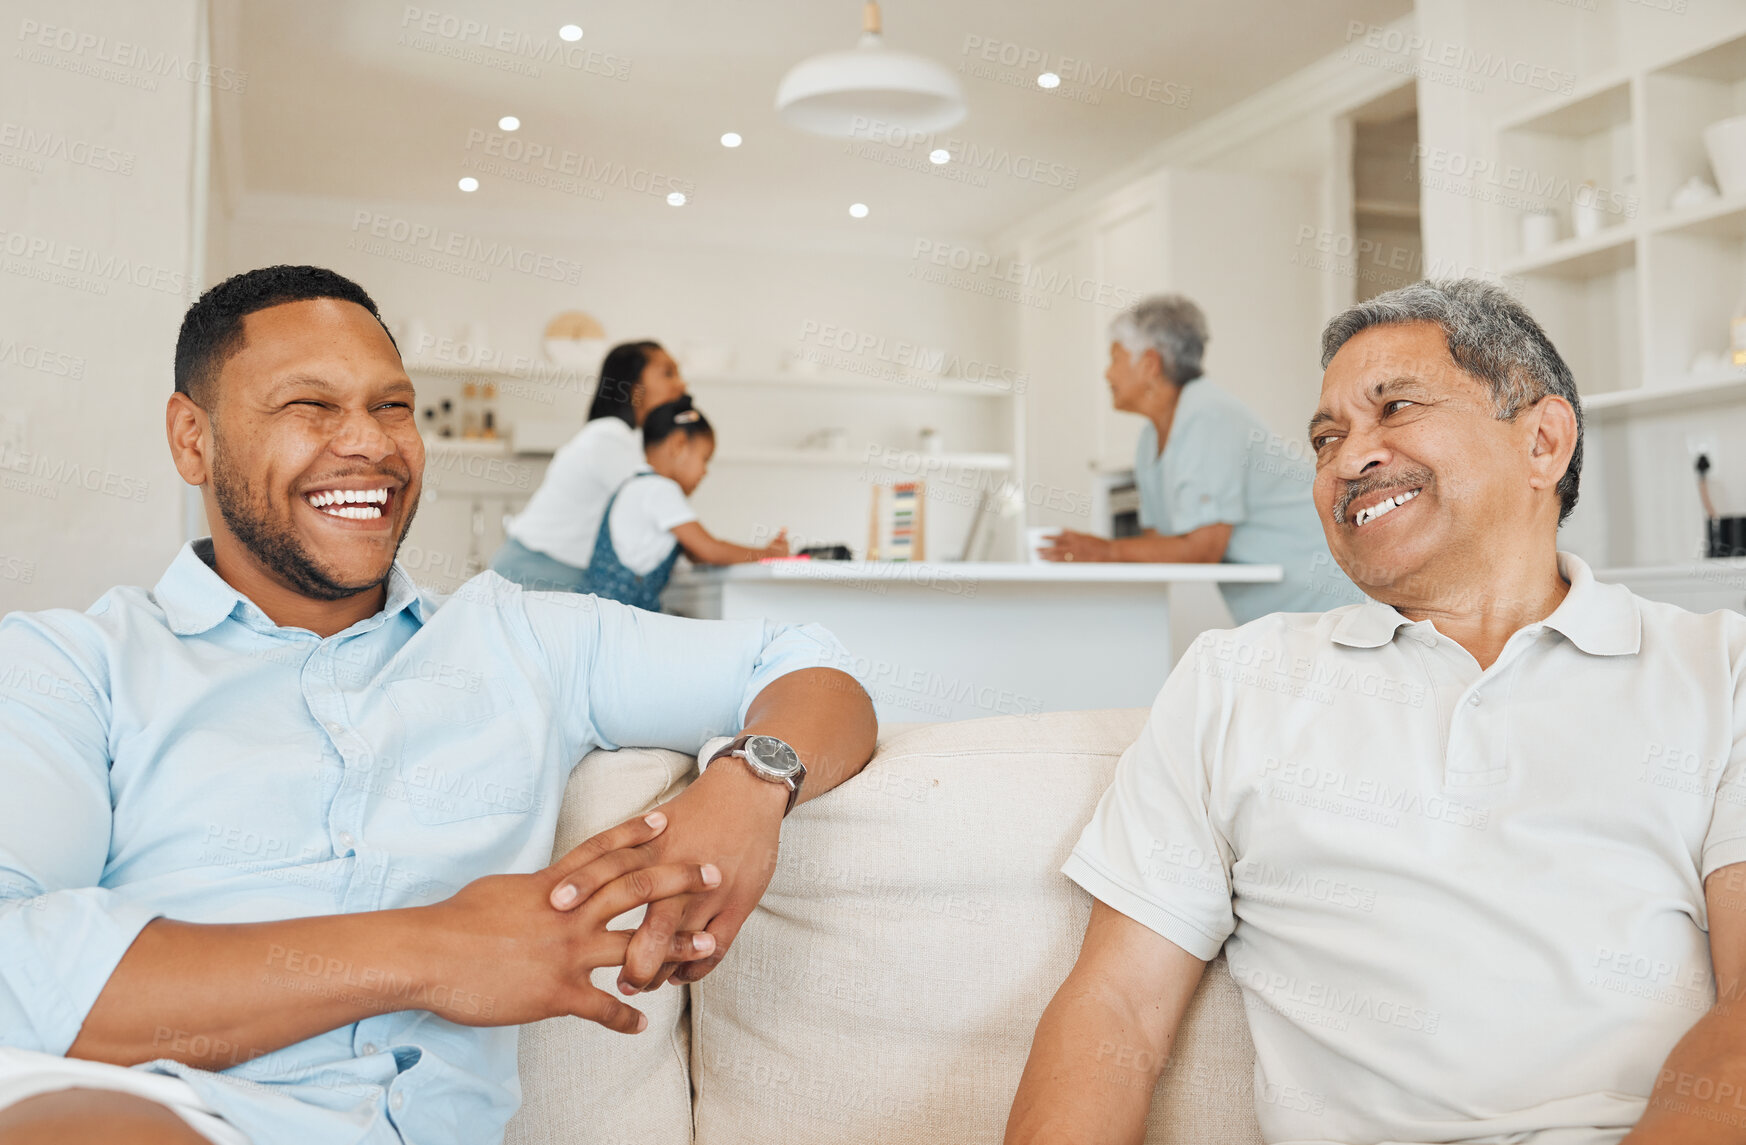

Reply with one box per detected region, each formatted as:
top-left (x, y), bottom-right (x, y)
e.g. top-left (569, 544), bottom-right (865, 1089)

top-left (505, 745), bottom-right (697, 1145)
top-left (689, 709), bottom-right (1263, 1144)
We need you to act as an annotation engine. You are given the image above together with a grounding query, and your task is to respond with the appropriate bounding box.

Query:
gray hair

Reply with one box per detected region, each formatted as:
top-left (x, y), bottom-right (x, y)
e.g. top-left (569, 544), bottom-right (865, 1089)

top-left (1111, 295), bottom-right (1209, 385)
top-left (1320, 278), bottom-right (1582, 525)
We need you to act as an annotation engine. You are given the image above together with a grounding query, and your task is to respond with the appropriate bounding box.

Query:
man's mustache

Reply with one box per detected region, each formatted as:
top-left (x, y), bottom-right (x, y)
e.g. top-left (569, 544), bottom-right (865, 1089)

top-left (1333, 466), bottom-right (1434, 525)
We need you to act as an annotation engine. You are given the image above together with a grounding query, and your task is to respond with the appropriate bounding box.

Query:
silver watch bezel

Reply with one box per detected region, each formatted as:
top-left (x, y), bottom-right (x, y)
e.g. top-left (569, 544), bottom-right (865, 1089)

top-left (738, 734), bottom-right (804, 781)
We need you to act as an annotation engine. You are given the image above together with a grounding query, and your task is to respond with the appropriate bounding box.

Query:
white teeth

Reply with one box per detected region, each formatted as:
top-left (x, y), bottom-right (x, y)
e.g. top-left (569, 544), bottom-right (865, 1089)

top-left (304, 488), bottom-right (389, 511)
top-left (315, 504), bottom-right (383, 520)
top-left (1354, 488), bottom-right (1420, 528)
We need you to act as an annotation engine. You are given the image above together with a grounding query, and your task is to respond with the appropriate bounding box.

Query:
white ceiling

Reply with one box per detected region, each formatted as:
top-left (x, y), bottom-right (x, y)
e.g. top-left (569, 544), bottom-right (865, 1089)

top-left (218, 0), bottom-right (1412, 241)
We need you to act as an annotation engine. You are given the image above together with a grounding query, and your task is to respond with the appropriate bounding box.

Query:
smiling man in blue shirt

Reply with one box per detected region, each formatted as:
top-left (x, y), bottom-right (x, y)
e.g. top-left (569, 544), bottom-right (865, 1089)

top-left (0, 266), bottom-right (876, 1145)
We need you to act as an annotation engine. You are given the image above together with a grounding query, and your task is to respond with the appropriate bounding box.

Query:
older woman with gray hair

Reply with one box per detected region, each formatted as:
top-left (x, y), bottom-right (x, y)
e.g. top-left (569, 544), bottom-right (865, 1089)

top-left (1040, 293), bottom-right (1359, 623)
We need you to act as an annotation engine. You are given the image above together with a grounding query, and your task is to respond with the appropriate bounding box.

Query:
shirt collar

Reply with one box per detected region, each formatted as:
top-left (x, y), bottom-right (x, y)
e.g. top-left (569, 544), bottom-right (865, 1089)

top-left (1330, 550), bottom-right (1640, 657)
top-left (153, 538), bottom-right (428, 637)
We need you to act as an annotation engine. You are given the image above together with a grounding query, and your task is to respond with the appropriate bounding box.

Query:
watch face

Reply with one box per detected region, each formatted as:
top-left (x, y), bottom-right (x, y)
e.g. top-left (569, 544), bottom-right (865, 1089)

top-left (745, 735), bottom-right (801, 777)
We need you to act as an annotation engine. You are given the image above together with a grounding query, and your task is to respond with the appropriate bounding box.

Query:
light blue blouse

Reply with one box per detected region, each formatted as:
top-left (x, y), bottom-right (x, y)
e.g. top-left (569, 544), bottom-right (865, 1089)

top-left (1134, 379), bottom-right (1361, 623)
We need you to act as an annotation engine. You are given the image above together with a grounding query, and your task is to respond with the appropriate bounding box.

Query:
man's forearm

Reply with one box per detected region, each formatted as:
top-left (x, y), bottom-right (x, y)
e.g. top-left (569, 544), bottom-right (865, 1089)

top-left (1005, 979), bottom-right (1167, 1145)
top-left (739, 667), bottom-right (877, 806)
top-left (69, 908), bottom-right (441, 1069)
top-left (1624, 1006), bottom-right (1746, 1143)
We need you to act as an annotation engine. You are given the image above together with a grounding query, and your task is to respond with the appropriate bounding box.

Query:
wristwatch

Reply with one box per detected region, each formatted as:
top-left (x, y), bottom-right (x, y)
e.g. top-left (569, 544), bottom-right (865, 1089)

top-left (700, 734), bottom-right (807, 815)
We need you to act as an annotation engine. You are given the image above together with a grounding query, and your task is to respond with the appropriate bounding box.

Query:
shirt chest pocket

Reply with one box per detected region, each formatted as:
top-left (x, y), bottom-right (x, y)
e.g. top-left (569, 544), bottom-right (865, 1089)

top-left (384, 678), bottom-right (545, 825)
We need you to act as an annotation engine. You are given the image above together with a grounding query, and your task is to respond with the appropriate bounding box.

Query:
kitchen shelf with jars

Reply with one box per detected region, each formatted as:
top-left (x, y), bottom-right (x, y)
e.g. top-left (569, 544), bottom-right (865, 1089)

top-left (1489, 22), bottom-right (1746, 576)
top-left (1495, 24), bottom-right (1746, 408)
top-left (401, 333), bottom-right (1026, 564)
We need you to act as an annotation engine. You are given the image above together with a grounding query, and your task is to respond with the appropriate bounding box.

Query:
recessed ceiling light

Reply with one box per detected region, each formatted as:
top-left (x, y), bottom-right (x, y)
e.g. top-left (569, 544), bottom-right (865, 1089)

top-left (458, 176), bottom-right (479, 192)
top-left (1037, 72), bottom-right (1061, 89)
top-left (928, 148), bottom-right (950, 165)
top-left (558, 24), bottom-right (583, 42)
top-left (848, 202), bottom-right (869, 219)
top-left (721, 132), bottom-right (743, 148)
top-left (498, 115), bottom-right (521, 132)
top-left (667, 191), bottom-right (687, 206)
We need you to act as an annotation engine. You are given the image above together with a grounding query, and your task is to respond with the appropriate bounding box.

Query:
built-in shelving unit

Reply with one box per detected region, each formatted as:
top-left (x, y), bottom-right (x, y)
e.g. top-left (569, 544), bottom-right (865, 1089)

top-left (1495, 26), bottom-right (1746, 404)
top-left (1488, 22), bottom-right (1746, 572)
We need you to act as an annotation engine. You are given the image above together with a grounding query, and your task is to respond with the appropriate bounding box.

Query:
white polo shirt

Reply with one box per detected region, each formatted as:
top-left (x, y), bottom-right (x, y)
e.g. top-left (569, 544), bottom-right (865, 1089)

top-left (508, 416), bottom-right (643, 567)
top-left (1065, 553), bottom-right (1746, 1145)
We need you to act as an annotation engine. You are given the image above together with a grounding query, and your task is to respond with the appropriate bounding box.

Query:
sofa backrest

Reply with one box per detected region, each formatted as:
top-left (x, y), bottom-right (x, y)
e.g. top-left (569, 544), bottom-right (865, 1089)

top-left (507, 709), bottom-right (1263, 1145)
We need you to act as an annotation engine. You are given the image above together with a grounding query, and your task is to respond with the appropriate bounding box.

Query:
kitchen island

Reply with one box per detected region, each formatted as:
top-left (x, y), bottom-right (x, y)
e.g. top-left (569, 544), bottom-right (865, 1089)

top-left (664, 561), bottom-right (1282, 723)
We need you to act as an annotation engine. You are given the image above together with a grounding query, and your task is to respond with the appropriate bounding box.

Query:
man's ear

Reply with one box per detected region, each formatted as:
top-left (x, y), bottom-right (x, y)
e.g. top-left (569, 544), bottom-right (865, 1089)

top-left (1524, 394), bottom-right (1577, 494)
top-left (166, 392), bottom-right (212, 487)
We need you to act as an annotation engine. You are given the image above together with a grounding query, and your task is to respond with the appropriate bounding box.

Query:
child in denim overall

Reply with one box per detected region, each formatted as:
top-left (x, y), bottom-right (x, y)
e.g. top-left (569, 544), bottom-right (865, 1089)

top-left (583, 397), bottom-right (790, 609)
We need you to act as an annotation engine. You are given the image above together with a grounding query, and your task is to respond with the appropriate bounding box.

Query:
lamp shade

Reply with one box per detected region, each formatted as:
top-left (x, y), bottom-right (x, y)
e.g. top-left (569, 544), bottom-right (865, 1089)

top-left (776, 39), bottom-right (966, 137)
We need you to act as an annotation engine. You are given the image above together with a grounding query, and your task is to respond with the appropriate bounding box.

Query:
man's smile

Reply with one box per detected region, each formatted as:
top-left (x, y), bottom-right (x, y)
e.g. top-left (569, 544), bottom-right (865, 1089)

top-left (301, 483), bottom-right (399, 524)
top-left (1352, 486), bottom-right (1423, 529)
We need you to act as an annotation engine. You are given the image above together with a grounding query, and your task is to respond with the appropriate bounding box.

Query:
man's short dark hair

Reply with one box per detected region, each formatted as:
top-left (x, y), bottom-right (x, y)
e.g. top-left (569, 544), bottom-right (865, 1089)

top-left (174, 265), bottom-right (396, 407)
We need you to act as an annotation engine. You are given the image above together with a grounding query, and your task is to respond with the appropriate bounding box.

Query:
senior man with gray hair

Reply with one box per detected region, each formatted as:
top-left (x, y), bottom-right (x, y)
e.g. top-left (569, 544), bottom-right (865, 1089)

top-left (1041, 294), bottom-right (1359, 623)
top-left (1008, 279), bottom-right (1746, 1144)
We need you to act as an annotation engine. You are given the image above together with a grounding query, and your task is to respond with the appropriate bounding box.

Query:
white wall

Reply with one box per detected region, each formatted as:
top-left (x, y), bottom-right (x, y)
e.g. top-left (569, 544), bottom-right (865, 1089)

top-left (215, 197), bottom-right (1014, 581)
top-left (0, 0), bottom-right (206, 613)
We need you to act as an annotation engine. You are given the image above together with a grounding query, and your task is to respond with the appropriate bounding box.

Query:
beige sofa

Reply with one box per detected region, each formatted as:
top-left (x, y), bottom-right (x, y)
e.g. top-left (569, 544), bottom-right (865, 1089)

top-left (505, 709), bottom-right (1263, 1145)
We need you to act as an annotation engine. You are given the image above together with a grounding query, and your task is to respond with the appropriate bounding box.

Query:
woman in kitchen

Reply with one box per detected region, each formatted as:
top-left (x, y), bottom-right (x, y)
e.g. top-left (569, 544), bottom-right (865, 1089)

top-left (489, 340), bottom-right (687, 591)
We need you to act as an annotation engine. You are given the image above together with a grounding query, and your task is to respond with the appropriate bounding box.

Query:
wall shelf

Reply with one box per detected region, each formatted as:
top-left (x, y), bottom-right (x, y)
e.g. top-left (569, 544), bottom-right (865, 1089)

top-left (1649, 193), bottom-right (1746, 240)
top-left (1354, 198), bottom-right (1421, 222)
top-left (711, 449), bottom-right (1014, 471)
top-left (1502, 227), bottom-right (1636, 278)
top-left (688, 372), bottom-right (1019, 399)
top-left (1582, 371), bottom-right (1746, 417)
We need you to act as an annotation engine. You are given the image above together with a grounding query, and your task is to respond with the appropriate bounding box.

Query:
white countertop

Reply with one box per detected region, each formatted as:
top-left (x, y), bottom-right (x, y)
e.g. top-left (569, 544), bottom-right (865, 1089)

top-left (675, 560), bottom-right (1282, 585)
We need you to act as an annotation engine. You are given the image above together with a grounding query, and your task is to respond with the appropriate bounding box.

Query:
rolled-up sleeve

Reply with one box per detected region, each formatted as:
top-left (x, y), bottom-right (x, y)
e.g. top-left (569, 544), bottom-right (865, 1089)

top-left (1702, 649), bottom-right (1746, 881)
top-left (517, 586), bottom-right (849, 758)
top-left (0, 614), bottom-right (160, 1054)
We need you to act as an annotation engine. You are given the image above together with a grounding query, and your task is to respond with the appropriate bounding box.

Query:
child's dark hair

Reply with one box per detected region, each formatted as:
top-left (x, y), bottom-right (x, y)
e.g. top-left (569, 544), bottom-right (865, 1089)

top-left (643, 395), bottom-right (713, 449)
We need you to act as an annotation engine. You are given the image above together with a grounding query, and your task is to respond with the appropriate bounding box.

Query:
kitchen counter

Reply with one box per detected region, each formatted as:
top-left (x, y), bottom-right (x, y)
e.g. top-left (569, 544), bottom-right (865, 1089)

top-left (665, 560), bottom-right (1282, 723)
top-left (678, 560), bottom-right (1282, 585)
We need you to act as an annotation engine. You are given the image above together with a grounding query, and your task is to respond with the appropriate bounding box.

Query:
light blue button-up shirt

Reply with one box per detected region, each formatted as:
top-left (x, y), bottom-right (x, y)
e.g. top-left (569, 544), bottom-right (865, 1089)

top-left (1134, 378), bottom-right (1362, 624)
top-left (0, 539), bottom-right (846, 1144)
